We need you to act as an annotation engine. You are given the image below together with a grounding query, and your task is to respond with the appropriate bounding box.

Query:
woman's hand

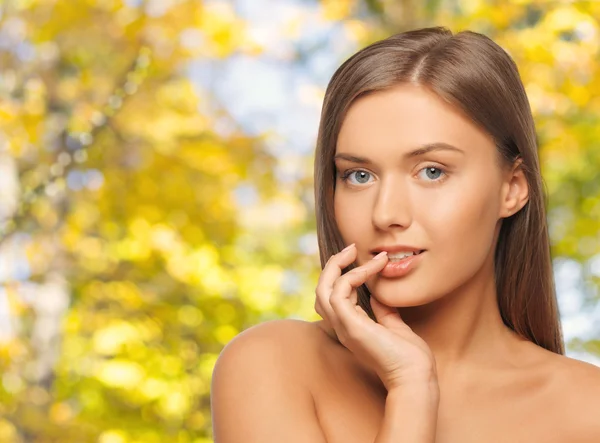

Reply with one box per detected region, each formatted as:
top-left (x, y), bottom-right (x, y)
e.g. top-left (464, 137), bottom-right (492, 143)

top-left (314, 243), bottom-right (438, 393)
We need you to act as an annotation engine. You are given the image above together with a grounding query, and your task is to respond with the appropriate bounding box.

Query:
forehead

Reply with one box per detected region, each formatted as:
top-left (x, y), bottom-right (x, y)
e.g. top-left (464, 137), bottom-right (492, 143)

top-left (336, 84), bottom-right (495, 158)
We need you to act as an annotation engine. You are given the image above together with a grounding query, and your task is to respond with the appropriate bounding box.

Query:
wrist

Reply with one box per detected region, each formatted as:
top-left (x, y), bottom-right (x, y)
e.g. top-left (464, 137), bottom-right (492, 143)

top-left (376, 382), bottom-right (440, 443)
top-left (387, 381), bottom-right (440, 406)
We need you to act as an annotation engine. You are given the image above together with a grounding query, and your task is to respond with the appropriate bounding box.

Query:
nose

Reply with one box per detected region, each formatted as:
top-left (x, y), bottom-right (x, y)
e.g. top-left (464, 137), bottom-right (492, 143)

top-left (371, 176), bottom-right (412, 231)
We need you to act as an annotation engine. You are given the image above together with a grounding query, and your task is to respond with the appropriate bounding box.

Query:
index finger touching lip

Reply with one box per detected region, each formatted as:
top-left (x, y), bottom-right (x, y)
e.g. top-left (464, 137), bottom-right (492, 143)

top-left (340, 251), bottom-right (388, 288)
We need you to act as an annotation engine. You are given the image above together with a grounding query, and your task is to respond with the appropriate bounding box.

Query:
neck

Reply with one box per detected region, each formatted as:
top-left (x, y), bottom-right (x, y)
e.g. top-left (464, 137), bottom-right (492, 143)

top-left (398, 261), bottom-right (528, 384)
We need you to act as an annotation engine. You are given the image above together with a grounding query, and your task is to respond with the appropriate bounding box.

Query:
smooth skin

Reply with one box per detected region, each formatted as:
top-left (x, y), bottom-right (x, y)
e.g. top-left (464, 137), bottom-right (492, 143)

top-left (211, 84), bottom-right (600, 442)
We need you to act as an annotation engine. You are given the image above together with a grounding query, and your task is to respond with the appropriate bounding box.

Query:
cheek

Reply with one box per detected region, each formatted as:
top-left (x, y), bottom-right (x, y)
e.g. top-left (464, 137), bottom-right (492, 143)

top-left (334, 191), bottom-right (369, 241)
top-left (420, 180), bottom-right (499, 264)
top-left (333, 186), bottom-right (373, 222)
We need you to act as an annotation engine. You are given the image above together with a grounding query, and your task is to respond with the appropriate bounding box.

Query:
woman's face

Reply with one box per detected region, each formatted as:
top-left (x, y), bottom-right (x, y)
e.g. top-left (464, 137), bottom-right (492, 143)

top-left (334, 83), bottom-right (519, 307)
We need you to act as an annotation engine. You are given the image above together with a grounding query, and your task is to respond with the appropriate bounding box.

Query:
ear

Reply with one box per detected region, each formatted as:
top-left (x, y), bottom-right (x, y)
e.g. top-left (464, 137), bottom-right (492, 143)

top-left (499, 158), bottom-right (529, 218)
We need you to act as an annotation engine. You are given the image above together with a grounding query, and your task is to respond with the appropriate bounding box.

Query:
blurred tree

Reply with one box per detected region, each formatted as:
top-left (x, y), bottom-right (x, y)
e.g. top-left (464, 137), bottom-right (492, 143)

top-left (0, 0), bottom-right (292, 441)
top-left (0, 0), bottom-right (598, 442)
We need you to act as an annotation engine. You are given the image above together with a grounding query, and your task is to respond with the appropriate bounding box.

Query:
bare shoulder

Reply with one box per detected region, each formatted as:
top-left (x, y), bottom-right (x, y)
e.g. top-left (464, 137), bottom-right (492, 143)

top-left (210, 319), bottom-right (330, 443)
top-left (545, 352), bottom-right (600, 442)
top-left (213, 318), bottom-right (330, 369)
top-left (552, 352), bottom-right (600, 396)
top-left (563, 353), bottom-right (600, 393)
top-left (232, 317), bottom-right (329, 344)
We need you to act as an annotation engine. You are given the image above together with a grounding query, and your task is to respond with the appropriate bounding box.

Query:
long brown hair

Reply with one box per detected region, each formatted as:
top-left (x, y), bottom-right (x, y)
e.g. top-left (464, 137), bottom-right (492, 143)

top-left (314, 26), bottom-right (564, 354)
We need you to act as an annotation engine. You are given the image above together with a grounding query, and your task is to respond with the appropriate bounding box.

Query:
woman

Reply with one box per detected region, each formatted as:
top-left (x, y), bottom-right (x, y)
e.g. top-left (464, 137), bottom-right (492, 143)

top-left (211, 27), bottom-right (600, 442)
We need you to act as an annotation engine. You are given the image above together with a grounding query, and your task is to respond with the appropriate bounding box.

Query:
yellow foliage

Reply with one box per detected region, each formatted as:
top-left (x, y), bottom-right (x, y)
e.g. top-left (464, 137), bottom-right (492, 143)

top-left (0, 419), bottom-right (19, 442)
top-left (196, 2), bottom-right (246, 58)
top-left (157, 388), bottom-right (190, 419)
top-left (237, 265), bottom-right (283, 311)
top-left (93, 321), bottom-right (141, 355)
top-left (138, 377), bottom-right (168, 401)
top-left (321, 0), bottom-right (357, 21)
top-left (98, 430), bottom-right (128, 443)
top-left (96, 360), bottom-right (146, 389)
top-left (213, 324), bottom-right (238, 345)
top-left (49, 402), bottom-right (74, 424)
top-left (344, 19), bottom-right (369, 43)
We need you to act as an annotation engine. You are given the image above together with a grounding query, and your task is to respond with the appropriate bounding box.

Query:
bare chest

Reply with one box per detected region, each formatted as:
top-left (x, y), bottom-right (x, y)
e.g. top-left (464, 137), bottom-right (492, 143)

top-left (311, 354), bottom-right (570, 443)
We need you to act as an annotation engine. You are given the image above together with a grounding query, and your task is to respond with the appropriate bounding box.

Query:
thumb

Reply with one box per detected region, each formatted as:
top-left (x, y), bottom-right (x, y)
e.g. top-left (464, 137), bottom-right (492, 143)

top-left (370, 296), bottom-right (409, 330)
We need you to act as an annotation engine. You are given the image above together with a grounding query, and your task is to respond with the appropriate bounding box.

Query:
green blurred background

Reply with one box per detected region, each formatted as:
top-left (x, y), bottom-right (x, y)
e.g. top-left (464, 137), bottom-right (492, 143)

top-left (0, 0), bottom-right (599, 441)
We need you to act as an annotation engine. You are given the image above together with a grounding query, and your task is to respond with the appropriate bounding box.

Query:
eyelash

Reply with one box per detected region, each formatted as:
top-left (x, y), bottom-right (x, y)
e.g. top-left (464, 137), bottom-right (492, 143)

top-left (339, 165), bottom-right (448, 185)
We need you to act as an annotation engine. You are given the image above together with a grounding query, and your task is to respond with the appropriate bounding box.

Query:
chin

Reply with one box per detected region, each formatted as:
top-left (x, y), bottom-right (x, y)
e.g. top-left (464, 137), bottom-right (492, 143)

top-left (368, 288), bottom-right (426, 308)
top-left (370, 276), bottom-right (445, 305)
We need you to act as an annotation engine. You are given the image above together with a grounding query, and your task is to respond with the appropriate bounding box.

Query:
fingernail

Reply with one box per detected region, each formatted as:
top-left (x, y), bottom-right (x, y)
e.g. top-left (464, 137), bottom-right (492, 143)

top-left (373, 251), bottom-right (387, 260)
top-left (341, 243), bottom-right (355, 252)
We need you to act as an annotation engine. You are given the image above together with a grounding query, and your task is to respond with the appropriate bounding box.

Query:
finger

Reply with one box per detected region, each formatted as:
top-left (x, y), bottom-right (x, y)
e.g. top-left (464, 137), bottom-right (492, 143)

top-left (315, 300), bottom-right (337, 328)
top-left (334, 251), bottom-right (388, 304)
top-left (315, 244), bottom-right (358, 326)
top-left (355, 304), bottom-right (371, 320)
top-left (314, 299), bottom-right (325, 319)
top-left (370, 296), bottom-right (413, 332)
top-left (317, 243), bottom-right (357, 289)
top-left (329, 282), bottom-right (374, 342)
top-left (329, 253), bottom-right (388, 335)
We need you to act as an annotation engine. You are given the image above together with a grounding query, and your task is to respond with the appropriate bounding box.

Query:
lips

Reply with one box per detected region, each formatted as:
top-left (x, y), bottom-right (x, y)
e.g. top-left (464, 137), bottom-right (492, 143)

top-left (385, 250), bottom-right (425, 261)
top-left (370, 248), bottom-right (426, 256)
top-left (379, 250), bottom-right (424, 278)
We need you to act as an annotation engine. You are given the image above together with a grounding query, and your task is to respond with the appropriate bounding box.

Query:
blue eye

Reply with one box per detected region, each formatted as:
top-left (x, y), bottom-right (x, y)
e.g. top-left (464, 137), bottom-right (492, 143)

top-left (418, 166), bottom-right (446, 182)
top-left (340, 170), bottom-right (373, 185)
top-left (339, 166), bottom-right (448, 185)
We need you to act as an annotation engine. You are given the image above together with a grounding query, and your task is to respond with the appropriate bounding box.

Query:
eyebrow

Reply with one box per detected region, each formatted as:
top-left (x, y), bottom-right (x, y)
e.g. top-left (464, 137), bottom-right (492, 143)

top-left (334, 142), bottom-right (465, 164)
